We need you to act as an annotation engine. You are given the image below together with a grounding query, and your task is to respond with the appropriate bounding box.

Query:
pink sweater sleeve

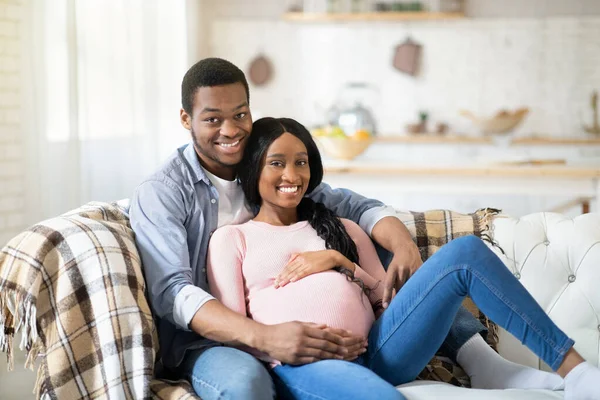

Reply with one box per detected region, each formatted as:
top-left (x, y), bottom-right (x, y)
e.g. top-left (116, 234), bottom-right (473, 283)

top-left (341, 219), bottom-right (386, 306)
top-left (206, 226), bottom-right (247, 316)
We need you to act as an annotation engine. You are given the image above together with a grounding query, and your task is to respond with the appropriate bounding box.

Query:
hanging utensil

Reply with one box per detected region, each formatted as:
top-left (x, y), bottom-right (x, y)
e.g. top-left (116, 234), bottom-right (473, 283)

top-left (393, 37), bottom-right (422, 77)
top-left (248, 55), bottom-right (273, 87)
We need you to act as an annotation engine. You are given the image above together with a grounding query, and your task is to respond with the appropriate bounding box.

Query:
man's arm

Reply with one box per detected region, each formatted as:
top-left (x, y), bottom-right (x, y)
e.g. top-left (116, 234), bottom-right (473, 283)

top-left (370, 216), bottom-right (423, 308)
top-left (130, 180), bottom-right (365, 364)
top-left (308, 182), bottom-right (394, 234)
top-left (309, 182), bottom-right (422, 307)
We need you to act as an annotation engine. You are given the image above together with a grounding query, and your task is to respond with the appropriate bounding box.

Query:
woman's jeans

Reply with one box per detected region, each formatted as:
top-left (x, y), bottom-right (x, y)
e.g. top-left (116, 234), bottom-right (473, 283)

top-left (272, 235), bottom-right (575, 400)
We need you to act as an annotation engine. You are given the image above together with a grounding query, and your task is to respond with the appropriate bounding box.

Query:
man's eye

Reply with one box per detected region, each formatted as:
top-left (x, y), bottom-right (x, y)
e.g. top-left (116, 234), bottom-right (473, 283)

top-left (297, 160), bottom-right (308, 166)
top-left (236, 113), bottom-right (247, 119)
top-left (205, 117), bottom-right (220, 124)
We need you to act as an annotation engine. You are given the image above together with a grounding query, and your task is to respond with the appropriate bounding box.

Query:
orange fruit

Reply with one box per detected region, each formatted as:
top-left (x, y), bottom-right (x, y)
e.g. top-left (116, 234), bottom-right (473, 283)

top-left (352, 129), bottom-right (371, 140)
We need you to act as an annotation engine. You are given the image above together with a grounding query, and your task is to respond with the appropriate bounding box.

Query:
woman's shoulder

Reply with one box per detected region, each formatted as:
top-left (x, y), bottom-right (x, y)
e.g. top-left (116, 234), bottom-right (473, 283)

top-left (210, 223), bottom-right (249, 245)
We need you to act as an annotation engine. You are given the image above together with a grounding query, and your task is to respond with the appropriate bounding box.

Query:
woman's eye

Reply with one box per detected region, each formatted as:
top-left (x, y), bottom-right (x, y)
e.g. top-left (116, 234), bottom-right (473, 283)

top-left (297, 160), bottom-right (308, 166)
top-left (270, 161), bottom-right (283, 167)
top-left (235, 113), bottom-right (247, 119)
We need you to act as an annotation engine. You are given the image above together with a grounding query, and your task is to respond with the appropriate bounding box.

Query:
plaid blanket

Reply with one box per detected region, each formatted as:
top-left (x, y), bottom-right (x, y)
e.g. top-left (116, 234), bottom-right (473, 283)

top-left (0, 202), bottom-right (499, 399)
top-left (0, 202), bottom-right (198, 399)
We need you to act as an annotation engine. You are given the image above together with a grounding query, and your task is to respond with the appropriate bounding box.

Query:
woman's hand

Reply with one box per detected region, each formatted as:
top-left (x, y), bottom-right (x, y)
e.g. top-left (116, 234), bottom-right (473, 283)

top-left (275, 250), bottom-right (353, 288)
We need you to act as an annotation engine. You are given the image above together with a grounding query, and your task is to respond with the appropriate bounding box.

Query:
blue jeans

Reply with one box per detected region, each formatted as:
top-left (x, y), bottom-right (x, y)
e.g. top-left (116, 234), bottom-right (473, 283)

top-left (272, 235), bottom-right (575, 400)
top-left (178, 346), bottom-right (275, 400)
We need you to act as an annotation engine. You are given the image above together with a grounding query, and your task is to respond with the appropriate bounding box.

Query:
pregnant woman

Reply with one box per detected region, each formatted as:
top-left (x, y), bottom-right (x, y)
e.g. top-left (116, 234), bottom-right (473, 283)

top-left (207, 117), bottom-right (599, 400)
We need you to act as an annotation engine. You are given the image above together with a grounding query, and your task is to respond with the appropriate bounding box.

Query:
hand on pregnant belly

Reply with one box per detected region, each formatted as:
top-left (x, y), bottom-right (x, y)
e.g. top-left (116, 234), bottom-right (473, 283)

top-left (259, 321), bottom-right (368, 365)
top-left (274, 250), bottom-right (339, 288)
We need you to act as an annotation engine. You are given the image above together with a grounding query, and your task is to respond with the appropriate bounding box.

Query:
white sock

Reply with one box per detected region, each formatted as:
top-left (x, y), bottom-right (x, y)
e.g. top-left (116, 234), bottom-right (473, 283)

top-left (564, 362), bottom-right (600, 400)
top-left (456, 334), bottom-right (564, 390)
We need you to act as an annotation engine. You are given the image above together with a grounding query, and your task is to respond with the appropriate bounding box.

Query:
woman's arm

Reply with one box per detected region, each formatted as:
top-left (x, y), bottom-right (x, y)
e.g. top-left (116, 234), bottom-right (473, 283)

top-left (340, 219), bottom-right (386, 307)
top-left (206, 226), bottom-right (247, 316)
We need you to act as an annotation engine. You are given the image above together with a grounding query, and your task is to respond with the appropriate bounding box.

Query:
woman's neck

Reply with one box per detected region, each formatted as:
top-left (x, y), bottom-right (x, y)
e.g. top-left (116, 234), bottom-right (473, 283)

top-left (253, 205), bottom-right (298, 226)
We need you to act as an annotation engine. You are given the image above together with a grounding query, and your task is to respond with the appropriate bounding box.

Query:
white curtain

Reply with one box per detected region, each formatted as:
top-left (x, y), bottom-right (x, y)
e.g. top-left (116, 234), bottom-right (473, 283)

top-left (25, 0), bottom-right (190, 221)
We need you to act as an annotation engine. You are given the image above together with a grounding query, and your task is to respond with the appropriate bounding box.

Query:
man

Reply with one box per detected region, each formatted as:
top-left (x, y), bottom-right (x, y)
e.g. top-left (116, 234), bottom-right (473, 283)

top-left (130, 58), bottom-right (563, 399)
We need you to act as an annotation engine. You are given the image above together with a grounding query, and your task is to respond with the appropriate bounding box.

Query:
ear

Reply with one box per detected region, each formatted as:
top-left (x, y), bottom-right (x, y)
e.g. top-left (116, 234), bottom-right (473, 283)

top-left (180, 108), bottom-right (192, 130)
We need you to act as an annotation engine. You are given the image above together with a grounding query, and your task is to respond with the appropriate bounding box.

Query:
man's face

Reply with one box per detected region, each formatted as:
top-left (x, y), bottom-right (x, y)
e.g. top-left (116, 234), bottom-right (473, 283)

top-left (180, 83), bottom-right (252, 179)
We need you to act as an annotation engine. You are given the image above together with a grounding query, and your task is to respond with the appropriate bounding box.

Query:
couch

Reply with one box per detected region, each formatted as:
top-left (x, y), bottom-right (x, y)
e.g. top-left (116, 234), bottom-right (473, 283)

top-left (0, 205), bottom-right (598, 399)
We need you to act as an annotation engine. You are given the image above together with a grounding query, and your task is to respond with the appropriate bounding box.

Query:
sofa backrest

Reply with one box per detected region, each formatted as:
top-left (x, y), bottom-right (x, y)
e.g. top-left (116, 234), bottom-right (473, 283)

top-left (491, 212), bottom-right (600, 370)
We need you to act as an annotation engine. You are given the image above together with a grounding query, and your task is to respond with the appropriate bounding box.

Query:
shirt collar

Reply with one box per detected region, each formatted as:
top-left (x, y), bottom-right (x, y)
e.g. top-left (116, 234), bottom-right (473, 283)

top-left (182, 143), bottom-right (211, 185)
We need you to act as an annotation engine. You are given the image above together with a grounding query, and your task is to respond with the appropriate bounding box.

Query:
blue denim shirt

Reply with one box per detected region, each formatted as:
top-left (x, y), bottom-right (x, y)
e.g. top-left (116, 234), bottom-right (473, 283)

top-left (130, 143), bottom-right (396, 368)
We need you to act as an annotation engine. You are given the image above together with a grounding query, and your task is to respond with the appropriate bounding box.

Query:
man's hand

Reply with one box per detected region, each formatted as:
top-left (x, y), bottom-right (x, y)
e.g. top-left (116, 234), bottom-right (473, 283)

top-left (382, 244), bottom-right (423, 308)
top-left (275, 250), bottom-right (343, 288)
top-left (257, 321), bottom-right (367, 365)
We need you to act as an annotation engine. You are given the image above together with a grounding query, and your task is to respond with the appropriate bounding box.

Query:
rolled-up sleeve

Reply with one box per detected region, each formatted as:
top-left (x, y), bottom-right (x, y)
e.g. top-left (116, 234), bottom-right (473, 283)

top-left (130, 179), bottom-right (214, 330)
top-left (309, 182), bottom-right (396, 236)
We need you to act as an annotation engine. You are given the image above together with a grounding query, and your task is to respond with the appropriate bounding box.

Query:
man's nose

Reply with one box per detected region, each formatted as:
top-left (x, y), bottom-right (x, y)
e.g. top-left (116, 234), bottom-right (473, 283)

top-left (219, 119), bottom-right (239, 137)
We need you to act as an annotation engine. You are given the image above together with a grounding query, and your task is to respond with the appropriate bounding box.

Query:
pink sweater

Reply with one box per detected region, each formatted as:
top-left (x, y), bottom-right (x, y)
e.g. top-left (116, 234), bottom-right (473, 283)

top-left (206, 218), bottom-right (387, 360)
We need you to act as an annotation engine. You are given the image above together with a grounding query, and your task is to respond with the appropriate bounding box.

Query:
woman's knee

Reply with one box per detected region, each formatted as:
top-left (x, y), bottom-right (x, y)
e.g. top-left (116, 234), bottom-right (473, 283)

top-left (446, 235), bottom-right (490, 255)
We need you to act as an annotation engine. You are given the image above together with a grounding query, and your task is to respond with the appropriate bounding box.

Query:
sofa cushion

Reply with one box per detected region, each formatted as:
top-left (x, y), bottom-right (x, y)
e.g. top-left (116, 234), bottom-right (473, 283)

top-left (397, 381), bottom-right (563, 399)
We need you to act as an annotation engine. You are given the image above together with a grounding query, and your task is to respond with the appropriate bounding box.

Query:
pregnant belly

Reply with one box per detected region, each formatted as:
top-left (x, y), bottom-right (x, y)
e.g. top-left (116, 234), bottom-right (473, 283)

top-left (247, 271), bottom-right (375, 338)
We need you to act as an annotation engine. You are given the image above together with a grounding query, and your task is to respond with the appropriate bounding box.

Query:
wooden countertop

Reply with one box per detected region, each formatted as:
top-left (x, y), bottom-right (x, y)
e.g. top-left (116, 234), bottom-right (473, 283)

top-left (323, 163), bottom-right (600, 179)
top-left (372, 135), bottom-right (600, 146)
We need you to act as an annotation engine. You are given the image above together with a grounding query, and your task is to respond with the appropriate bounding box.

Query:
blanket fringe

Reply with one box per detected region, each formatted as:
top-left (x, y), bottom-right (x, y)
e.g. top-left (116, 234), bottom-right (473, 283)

top-left (475, 207), bottom-right (505, 254)
top-left (0, 290), bottom-right (39, 372)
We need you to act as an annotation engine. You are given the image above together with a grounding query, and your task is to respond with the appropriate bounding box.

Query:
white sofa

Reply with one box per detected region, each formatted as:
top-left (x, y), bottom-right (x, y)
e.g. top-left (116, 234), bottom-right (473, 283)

top-left (397, 212), bottom-right (600, 399)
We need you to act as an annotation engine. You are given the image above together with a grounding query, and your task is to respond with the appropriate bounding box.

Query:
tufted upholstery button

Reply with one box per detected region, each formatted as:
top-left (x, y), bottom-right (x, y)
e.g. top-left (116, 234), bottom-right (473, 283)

top-left (568, 274), bottom-right (576, 283)
top-left (514, 272), bottom-right (521, 279)
top-left (543, 240), bottom-right (550, 246)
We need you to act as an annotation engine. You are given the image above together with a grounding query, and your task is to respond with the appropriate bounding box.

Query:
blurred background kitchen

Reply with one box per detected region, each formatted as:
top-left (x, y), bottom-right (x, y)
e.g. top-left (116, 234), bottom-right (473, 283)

top-left (1, 0), bottom-right (600, 393)
top-left (2, 0), bottom-right (600, 250)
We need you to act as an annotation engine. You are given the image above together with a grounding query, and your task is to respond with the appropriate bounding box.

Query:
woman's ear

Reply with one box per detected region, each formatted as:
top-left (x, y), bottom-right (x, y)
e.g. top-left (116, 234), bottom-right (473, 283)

top-left (180, 108), bottom-right (192, 130)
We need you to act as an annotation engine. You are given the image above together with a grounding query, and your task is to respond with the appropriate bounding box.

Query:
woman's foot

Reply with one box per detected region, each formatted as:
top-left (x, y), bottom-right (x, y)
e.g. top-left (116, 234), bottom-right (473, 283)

top-left (457, 335), bottom-right (564, 390)
top-left (564, 362), bottom-right (600, 400)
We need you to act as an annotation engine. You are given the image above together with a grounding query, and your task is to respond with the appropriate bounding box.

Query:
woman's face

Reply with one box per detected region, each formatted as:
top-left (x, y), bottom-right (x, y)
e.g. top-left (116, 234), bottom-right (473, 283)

top-left (258, 132), bottom-right (311, 211)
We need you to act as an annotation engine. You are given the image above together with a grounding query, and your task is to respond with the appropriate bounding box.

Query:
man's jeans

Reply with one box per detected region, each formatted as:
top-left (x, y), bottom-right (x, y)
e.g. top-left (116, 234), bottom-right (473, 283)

top-left (271, 236), bottom-right (574, 400)
top-left (178, 346), bottom-right (275, 400)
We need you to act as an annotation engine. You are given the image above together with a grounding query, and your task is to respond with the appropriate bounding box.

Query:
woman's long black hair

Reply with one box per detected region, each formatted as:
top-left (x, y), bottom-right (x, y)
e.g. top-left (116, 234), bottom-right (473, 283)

top-left (238, 117), bottom-right (370, 295)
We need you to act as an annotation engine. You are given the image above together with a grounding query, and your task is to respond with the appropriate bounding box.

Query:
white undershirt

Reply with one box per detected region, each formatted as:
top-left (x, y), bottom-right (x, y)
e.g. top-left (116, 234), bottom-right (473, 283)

top-left (203, 169), bottom-right (255, 228)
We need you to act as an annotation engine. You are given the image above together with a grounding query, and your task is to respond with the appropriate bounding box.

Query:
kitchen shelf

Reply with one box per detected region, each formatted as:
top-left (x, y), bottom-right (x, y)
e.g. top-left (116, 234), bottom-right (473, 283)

top-left (282, 11), bottom-right (466, 22)
top-left (323, 163), bottom-right (600, 179)
top-left (372, 134), bottom-right (600, 146)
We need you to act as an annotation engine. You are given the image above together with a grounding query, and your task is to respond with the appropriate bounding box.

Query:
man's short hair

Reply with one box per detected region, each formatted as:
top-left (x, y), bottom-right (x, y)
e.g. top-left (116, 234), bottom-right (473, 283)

top-left (181, 57), bottom-right (250, 114)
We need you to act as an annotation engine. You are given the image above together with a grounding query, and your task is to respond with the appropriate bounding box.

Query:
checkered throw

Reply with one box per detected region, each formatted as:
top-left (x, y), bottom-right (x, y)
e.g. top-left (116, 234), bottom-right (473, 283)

top-left (0, 202), bottom-right (198, 399)
top-left (0, 202), bottom-right (500, 399)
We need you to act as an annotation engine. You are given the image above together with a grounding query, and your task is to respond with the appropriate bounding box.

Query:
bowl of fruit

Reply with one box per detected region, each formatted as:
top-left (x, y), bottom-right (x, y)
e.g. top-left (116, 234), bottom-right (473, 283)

top-left (311, 126), bottom-right (373, 160)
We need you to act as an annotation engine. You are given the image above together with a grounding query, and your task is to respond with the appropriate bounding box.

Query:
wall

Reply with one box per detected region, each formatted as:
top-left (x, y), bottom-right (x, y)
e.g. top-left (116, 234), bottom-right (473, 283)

top-left (0, 0), bottom-right (26, 246)
top-left (204, 1), bottom-right (600, 138)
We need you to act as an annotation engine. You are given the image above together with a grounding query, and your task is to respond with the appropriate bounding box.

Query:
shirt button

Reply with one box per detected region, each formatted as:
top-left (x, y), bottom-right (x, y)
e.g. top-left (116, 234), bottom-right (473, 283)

top-left (568, 274), bottom-right (576, 283)
top-left (211, 199), bottom-right (216, 204)
top-left (202, 268), bottom-right (206, 273)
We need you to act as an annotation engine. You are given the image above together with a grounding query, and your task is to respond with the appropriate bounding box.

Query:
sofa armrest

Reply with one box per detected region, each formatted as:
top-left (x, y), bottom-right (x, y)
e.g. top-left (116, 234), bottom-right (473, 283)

top-left (490, 212), bottom-right (600, 369)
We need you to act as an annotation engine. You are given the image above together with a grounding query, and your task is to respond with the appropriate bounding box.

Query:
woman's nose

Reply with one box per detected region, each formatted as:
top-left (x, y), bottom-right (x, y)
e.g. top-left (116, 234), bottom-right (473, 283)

top-left (282, 165), bottom-right (299, 182)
